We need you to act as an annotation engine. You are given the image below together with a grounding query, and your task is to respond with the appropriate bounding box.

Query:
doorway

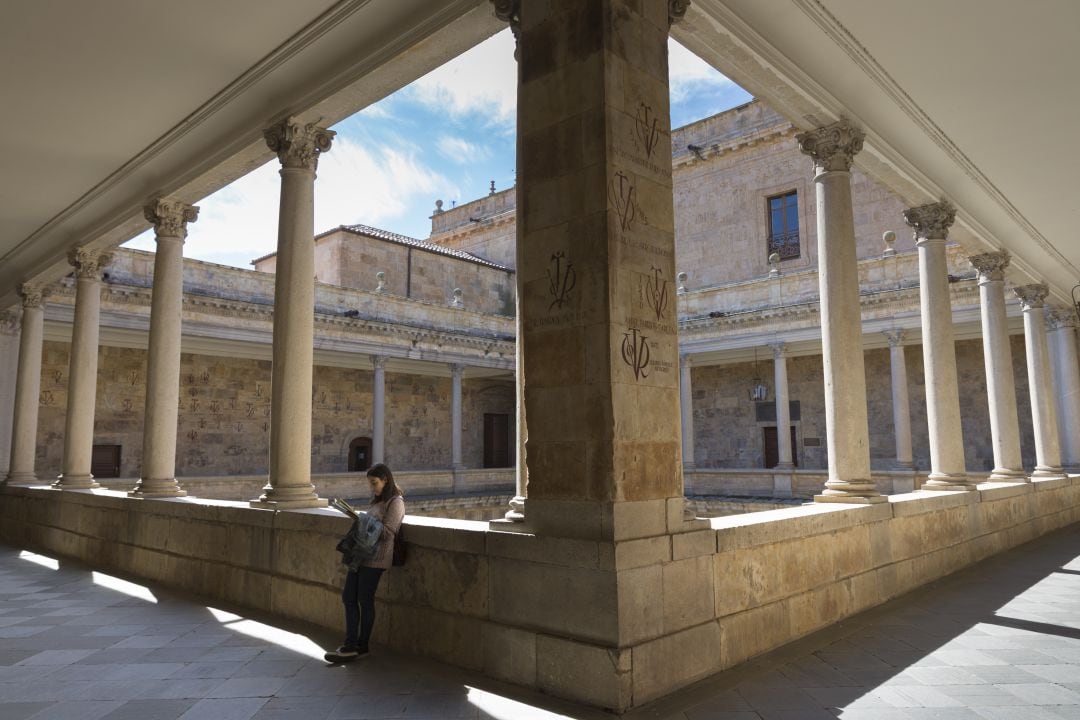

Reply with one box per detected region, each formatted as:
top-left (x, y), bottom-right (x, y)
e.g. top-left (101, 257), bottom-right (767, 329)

top-left (483, 413), bottom-right (511, 468)
top-left (348, 436), bottom-right (373, 472)
top-left (91, 444), bottom-right (122, 478)
top-left (762, 426), bottom-right (798, 468)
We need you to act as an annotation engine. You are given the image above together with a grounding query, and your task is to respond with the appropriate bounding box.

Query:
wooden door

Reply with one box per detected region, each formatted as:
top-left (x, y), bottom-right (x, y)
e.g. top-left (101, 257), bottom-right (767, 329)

top-left (483, 413), bottom-right (510, 468)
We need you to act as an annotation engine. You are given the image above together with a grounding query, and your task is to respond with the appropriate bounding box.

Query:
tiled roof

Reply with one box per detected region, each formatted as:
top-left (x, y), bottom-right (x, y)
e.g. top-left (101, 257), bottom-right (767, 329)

top-left (336, 224), bottom-right (511, 271)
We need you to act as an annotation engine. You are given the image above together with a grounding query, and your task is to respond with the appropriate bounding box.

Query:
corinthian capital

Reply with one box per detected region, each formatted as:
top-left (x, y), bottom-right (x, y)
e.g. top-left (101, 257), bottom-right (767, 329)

top-left (263, 118), bottom-right (335, 171)
top-left (17, 282), bottom-right (46, 309)
top-left (144, 198), bottom-right (199, 239)
top-left (904, 201), bottom-right (955, 240)
top-left (490, 0), bottom-right (520, 58)
top-left (669, 0), bottom-right (691, 26)
top-left (1013, 283), bottom-right (1048, 310)
top-left (796, 119), bottom-right (864, 172)
top-left (67, 247), bottom-right (112, 280)
top-left (883, 329), bottom-right (907, 347)
top-left (968, 251), bottom-right (1010, 282)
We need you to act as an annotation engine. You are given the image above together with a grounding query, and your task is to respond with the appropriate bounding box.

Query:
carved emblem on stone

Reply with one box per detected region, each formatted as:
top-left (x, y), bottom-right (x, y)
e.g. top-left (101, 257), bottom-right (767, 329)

top-left (968, 251), bottom-right (1010, 282)
top-left (546, 252), bottom-right (576, 310)
top-left (796, 119), bottom-right (864, 172)
top-left (67, 246), bottom-right (112, 279)
top-left (1013, 283), bottom-right (1048, 310)
top-left (634, 103), bottom-right (661, 160)
top-left (621, 327), bottom-right (651, 380)
top-left (639, 267), bottom-right (669, 321)
top-left (144, 198), bottom-right (199, 239)
top-left (610, 171), bottom-right (640, 232)
top-left (263, 117), bottom-right (335, 171)
top-left (904, 201), bottom-right (956, 240)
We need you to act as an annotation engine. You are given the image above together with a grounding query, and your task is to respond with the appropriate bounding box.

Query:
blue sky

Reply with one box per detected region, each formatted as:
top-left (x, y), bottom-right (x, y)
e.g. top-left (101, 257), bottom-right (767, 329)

top-left (124, 30), bottom-right (750, 269)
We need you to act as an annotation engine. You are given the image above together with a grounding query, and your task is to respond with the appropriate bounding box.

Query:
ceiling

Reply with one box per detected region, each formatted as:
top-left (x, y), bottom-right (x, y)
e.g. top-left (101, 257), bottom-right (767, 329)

top-left (2, 0), bottom-right (1077, 310)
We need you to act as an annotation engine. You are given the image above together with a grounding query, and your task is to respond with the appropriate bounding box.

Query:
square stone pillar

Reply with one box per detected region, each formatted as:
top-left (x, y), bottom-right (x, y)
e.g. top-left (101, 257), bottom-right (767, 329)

top-left (517, 0), bottom-right (685, 541)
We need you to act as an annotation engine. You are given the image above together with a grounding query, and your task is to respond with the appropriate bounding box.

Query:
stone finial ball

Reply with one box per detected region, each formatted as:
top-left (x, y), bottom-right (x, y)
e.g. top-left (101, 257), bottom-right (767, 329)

top-left (883, 230), bottom-right (896, 244)
top-left (768, 252), bottom-right (780, 264)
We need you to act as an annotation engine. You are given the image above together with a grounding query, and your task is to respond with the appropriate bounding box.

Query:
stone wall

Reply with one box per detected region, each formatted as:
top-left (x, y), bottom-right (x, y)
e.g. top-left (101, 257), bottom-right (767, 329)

top-left (2, 475), bottom-right (1078, 711)
top-left (34, 342), bottom-right (514, 480)
top-left (690, 336), bottom-right (1037, 473)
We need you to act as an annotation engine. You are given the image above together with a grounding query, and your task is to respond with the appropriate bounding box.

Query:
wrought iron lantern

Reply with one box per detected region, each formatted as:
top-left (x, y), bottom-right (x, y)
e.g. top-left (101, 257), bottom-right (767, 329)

top-left (748, 348), bottom-right (768, 401)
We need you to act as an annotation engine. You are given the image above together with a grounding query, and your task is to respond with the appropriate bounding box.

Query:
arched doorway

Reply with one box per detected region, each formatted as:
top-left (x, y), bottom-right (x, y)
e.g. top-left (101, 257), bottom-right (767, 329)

top-left (348, 437), bottom-right (373, 472)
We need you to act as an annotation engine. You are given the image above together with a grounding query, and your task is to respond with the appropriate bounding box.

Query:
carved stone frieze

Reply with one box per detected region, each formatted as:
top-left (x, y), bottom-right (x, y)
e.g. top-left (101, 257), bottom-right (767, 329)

top-left (67, 247), bottom-right (112, 280)
top-left (144, 198), bottom-right (199, 239)
top-left (263, 118), bottom-right (335, 171)
top-left (1013, 283), bottom-right (1048, 310)
top-left (795, 119), bottom-right (864, 172)
top-left (17, 282), bottom-right (46, 308)
top-left (883, 329), bottom-right (907, 347)
top-left (1046, 305), bottom-right (1080, 330)
top-left (669, 0), bottom-right (691, 26)
top-left (0, 308), bottom-right (20, 335)
top-left (904, 201), bottom-right (956, 240)
top-left (967, 251), bottom-right (1010, 282)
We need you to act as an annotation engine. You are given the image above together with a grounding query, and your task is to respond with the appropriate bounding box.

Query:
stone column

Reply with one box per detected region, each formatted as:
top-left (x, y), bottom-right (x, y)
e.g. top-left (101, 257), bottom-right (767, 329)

top-left (905, 201), bottom-right (972, 490)
top-left (1015, 284), bottom-right (1065, 479)
top-left (55, 247), bottom-right (110, 489)
top-left (371, 355), bottom-right (386, 465)
top-left (251, 117), bottom-right (334, 509)
top-left (771, 342), bottom-right (794, 469)
top-left (969, 252), bottom-right (1026, 480)
top-left (797, 120), bottom-right (882, 503)
top-left (130, 199), bottom-right (198, 497)
top-left (450, 363), bottom-right (465, 472)
top-left (5, 286), bottom-right (45, 485)
top-left (679, 354), bottom-right (696, 470)
top-left (0, 309), bottom-right (19, 478)
top-left (1047, 308), bottom-right (1080, 471)
top-left (516, 0), bottom-right (687, 537)
top-left (883, 329), bottom-right (914, 470)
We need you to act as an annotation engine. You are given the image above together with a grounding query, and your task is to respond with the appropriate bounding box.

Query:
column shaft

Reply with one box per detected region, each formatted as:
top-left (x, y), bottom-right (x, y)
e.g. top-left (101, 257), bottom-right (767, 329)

top-left (907, 203), bottom-right (970, 489)
top-left (679, 355), bottom-right (695, 469)
top-left (797, 121), bottom-right (881, 502)
top-left (371, 356), bottom-right (386, 465)
top-left (451, 364), bottom-right (464, 469)
top-left (6, 287), bottom-right (45, 484)
top-left (1016, 285), bottom-right (1064, 478)
top-left (772, 344), bottom-right (793, 469)
top-left (970, 252), bottom-right (1025, 479)
top-left (1047, 312), bottom-right (1080, 470)
top-left (56, 249), bottom-right (109, 489)
top-left (253, 118), bottom-right (334, 509)
top-left (884, 330), bottom-right (914, 470)
top-left (133, 200), bottom-right (197, 497)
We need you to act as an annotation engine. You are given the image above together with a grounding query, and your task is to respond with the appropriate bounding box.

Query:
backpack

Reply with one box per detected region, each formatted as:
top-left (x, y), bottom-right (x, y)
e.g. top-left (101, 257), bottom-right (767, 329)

top-left (335, 513), bottom-right (383, 571)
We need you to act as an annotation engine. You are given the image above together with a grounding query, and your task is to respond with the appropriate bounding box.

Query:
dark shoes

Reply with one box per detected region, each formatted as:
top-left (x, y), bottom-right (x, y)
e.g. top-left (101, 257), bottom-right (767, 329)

top-left (324, 645), bottom-right (369, 663)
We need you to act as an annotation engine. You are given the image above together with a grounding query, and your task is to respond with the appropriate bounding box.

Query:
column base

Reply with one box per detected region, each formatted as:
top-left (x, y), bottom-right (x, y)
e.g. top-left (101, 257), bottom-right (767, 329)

top-left (53, 474), bottom-right (100, 490)
top-left (250, 483), bottom-right (324, 509)
top-left (816, 479), bottom-right (886, 503)
top-left (1031, 466), bottom-right (1067, 480)
top-left (988, 468), bottom-right (1029, 482)
top-left (4, 471), bottom-right (39, 486)
top-left (503, 495), bottom-right (526, 522)
top-left (892, 461), bottom-right (915, 470)
top-left (129, 480), bottom-right (187, 498)
top-left (773, 462), bottom-right (796, 471)
top-left (922, 472), bottom-right (976, 491)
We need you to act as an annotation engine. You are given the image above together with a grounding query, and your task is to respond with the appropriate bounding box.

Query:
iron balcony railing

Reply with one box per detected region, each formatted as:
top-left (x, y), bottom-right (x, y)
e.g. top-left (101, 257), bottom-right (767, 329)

top-left (767, 230), bottom-right (801, 260)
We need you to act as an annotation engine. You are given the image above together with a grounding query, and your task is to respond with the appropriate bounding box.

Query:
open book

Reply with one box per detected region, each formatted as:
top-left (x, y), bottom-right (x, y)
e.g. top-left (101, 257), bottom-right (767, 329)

top-left (329, 497), bottom-right (361, 521)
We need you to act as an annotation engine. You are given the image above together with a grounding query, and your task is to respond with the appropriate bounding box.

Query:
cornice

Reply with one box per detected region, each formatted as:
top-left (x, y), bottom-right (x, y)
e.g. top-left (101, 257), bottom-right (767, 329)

top-left (672, 126), bottom-right (794, 169)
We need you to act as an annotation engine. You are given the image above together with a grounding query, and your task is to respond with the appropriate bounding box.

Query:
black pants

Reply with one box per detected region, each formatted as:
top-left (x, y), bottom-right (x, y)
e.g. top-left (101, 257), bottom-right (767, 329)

top-left (342, 566), bottom-right (384, 650)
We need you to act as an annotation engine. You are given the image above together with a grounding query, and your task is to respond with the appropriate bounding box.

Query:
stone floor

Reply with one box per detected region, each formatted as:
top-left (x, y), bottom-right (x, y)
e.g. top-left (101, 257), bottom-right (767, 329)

top-left (0, 525), bottom-right (1078, 720)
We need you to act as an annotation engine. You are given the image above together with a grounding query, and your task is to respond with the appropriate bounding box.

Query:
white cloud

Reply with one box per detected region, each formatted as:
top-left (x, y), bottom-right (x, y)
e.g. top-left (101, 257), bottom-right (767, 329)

top-left (436, 134), bottom-right (492, 164)
top-left (668, 38), bottom-right (734, 103)
top-left (409, 29), bottom-right (517, 125)
top-left (126, 136), bottom-right (449, 268)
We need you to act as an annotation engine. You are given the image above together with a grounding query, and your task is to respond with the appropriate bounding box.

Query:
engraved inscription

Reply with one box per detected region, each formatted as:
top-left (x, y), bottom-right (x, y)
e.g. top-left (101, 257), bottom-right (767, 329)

top-left (634, 103), bottom-right (660, 160)
top-left (638, 266), bottom-right (669, 321)
top-left (610, 172), bottom-right (639, 232)
top-left (546, 252), bottom-right (576, 310)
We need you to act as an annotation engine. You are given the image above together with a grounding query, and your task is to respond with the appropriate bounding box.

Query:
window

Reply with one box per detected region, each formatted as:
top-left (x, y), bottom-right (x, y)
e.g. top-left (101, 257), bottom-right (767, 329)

top-left (767, 190), bottom-right (800, 260)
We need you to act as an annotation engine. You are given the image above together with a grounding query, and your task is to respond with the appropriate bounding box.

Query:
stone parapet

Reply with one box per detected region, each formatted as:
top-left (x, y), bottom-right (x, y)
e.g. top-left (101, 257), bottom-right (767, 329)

top-left (3, 475), bottom-right (1078, 711)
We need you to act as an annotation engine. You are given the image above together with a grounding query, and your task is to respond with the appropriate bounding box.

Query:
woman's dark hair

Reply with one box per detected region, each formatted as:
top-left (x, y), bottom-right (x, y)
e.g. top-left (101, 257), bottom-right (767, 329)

top-left (367, 463), bottom-right (403, 504)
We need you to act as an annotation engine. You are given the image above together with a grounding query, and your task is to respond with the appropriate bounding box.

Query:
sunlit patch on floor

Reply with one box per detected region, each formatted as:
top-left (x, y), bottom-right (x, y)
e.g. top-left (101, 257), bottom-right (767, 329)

top-left (90, 571), bottom-right (157, 603)
top-left (17, 550), bottom-right (59, 570)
